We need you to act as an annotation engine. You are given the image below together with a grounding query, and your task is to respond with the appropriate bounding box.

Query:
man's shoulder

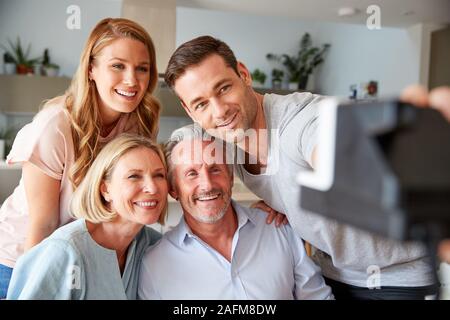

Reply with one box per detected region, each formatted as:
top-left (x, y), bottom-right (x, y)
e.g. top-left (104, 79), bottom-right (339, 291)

top-left (234, 202), bottom-right (292, 235)
top-left (264, 92), bottom-right (321, 131)
top-left (266, 91), bottom-right (315, 104)
top-left (265, 92), bottom-right (318, 113)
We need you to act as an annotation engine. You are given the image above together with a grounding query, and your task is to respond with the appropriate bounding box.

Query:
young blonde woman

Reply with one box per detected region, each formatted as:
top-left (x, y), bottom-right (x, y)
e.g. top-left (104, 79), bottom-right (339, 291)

top-left (7, 134), bottom-right (168, 299)
top-left (0, 18), bottom-right (161, 298)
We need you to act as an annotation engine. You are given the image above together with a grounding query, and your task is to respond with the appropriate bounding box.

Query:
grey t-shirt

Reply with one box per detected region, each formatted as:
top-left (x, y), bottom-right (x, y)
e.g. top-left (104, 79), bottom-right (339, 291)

top-left (234, 92), bottom-right (434, 287)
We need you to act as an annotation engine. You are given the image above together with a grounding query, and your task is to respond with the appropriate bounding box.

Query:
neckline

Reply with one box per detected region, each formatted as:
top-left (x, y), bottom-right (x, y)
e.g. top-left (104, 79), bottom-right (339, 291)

top-left (98, 113), bottom-right (127, 143)
top-left (238, 94), bottom-right (273, 177)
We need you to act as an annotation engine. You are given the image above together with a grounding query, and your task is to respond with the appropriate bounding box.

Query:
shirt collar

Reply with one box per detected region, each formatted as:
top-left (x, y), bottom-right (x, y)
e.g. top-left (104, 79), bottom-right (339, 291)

top-left (172, 199), bottom-right (258, 247)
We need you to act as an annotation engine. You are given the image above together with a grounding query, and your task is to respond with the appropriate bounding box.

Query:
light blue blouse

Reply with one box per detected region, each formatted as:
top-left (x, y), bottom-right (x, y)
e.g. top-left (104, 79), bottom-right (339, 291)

top-left (7, 219), bottom-right (161, 300)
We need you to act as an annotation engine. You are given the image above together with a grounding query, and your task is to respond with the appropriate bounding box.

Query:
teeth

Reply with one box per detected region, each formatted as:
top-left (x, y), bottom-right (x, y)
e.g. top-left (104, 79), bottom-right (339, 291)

top-left (197, 194), bottom-right (219, 201)
top-left (135, 201), bottom-right (157, 207)
top-left (116, 89), bottom-right (136, 97)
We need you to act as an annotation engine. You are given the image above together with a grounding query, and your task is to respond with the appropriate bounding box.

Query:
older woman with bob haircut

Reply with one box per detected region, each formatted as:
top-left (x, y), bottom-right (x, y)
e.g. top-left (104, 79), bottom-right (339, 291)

top-left (0, 17), bottom-right (161, 298)
top-left (7, 134), bottom-right (168, 299)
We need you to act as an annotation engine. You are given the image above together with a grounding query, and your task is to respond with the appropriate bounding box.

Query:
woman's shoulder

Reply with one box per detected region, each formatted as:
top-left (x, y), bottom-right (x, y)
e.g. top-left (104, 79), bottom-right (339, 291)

top-left (50, 219), bottom-right (88, 242)
top-left (33, 220), bottom-right (88, 260)
top-left (19, 228), bottom-right (83, 267)
top-left (34, 96), bottom-right (71, 127)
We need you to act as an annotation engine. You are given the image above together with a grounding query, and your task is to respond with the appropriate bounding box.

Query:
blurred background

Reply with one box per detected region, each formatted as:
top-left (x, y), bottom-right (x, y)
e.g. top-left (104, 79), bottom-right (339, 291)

top-left (0, 0), bottom-right (449, 230)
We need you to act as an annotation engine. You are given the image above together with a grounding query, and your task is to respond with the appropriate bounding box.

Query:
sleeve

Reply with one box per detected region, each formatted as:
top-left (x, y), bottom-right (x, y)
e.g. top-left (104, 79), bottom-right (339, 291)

top-left (286, 227), bottom-right (334, 300)
top-left (137, 247), bottom-right (162, 300)
top-left (6, 239), bottom-right (85, 300)
top-left (281, 95), bottom-right (323, 168)
top-left (6, 105), bottom-right (70, 180)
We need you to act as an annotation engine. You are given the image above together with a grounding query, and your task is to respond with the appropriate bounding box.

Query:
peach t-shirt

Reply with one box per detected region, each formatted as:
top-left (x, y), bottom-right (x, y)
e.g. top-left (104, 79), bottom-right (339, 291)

top-left (0, 97), bottom-right (138, 267)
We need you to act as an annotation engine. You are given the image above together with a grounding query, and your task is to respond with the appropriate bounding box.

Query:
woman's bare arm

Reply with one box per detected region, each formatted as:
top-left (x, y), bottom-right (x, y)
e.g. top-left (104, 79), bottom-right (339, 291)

top-left (22, 162), bottom-right (61, 251)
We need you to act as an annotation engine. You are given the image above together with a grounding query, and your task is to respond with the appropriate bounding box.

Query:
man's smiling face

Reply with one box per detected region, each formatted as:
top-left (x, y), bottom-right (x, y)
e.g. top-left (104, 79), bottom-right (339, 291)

top-left (173, 54), bottom-right (259, 144)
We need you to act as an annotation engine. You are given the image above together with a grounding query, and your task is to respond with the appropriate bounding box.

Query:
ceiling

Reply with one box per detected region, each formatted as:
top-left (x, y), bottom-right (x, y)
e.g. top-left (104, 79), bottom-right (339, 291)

top-left (177, 0), bottom-right (450, 28)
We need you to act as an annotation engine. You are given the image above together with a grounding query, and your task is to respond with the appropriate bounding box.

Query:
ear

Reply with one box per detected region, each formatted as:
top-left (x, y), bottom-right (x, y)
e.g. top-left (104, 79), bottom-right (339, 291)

top-left (237, 61), bottom-right (252, 86)
top-left (88, 63), bottom-right (94, 81)
top-left (169, 188), bottom-right (178, 201)
top-left (100, 181), bottom-right (111, 202)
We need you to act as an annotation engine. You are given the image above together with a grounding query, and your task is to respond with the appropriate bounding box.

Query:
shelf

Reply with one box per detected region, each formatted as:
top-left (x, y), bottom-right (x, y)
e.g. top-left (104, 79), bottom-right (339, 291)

top-left (154, 85), bottom-right (189, 117)
top-left (0, 74), bottom-right (71, 113)
top-left (0, 74), bottom-right (303, 117)
top-left (254, 87), bottom-right (306, 95)
top-left (0, 75), bottom-right (188, 118)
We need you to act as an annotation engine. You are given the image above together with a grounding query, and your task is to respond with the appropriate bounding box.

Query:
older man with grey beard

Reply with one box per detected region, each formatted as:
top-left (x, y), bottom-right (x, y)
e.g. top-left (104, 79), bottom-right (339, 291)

top-left (138, 125), bottom-right (333, 300)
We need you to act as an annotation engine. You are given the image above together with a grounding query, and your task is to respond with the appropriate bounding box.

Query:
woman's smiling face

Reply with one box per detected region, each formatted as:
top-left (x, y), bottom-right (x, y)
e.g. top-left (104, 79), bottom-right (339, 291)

top-left (101, 147), bottom-right (168, 226)
top-left (89, 37), bottom-right (151, 126)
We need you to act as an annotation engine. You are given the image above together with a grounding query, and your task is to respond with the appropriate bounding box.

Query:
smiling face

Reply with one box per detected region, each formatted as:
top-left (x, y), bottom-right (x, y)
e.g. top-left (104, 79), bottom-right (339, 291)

top-left (101, 147), bottom-right (168, 226)
top-left (89, 37), bottom-right (150, 126)
top-left (173, 54), bottom-right (259, 144)
top-left (170, 139), bottom-right (233, 224)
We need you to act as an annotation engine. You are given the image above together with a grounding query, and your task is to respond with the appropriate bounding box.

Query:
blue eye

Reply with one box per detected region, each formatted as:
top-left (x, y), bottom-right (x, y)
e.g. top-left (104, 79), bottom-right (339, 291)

top-left (187, 171), bottom-right (198, 177)
top-left (112, 64), bottom-right (124, 70)
top-left (219, 85), bottom-right (230, 94)
top-left (210, 167), bottom-right (222, 174)
top-left (195, 102), bottom-right (208, 111)
top-left (137, 66), bottom-right (149, 73)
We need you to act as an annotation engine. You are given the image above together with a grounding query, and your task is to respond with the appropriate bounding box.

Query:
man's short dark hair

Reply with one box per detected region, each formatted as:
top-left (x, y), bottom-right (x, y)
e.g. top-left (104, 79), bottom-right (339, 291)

top-left (164, 35), bottom-right (239, 89)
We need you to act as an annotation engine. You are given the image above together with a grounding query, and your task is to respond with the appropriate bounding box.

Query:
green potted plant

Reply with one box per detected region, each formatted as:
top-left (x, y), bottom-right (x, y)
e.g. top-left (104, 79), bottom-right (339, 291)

top-left (267, 33), bottom-right (330, 90)
top-left (1, 37), bottom-right (41, 75)
top-left (271, 68), bottom-right (284, 89)
top-left (42, 48), bottom-right (60, 77)
top-left (251, 69), bottom-right (267, 88)
top-left (3, 52), bottom-right (16, 74)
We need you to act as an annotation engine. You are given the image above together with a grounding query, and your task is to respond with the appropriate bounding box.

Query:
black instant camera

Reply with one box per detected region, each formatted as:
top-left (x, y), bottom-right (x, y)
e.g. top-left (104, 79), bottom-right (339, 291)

top-left (298, 98), bottom-right (450, 241)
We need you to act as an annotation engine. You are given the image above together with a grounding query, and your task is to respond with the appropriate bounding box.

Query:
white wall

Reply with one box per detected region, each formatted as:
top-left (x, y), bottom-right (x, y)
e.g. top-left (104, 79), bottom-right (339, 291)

top-left (314, 22), bottom-right (418, 96)
top-left (0, 1), bottom-right (428, 97)
top-left (176, 6), bottom-right (424, 97)
top-left (0, 0), bottom-right (122, 77)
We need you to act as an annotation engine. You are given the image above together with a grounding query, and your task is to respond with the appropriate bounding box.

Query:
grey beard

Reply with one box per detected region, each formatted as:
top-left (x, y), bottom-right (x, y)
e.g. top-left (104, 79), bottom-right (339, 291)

top-left (192, 197), bottom-right (231, 224)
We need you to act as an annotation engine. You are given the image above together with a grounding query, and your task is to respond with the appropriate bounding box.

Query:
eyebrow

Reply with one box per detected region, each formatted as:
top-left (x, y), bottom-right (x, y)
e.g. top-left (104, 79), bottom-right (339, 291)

top-left (188, 78), bottom-right (231, 108)
top-left (108, 57), bottom-right (150, 65)
top-left (126, 167), bottom-right (165, 173)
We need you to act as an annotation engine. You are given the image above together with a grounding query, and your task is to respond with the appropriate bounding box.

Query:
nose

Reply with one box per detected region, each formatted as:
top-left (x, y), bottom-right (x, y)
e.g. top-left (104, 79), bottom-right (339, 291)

top-left (143, 177), bottom-right (158, 194)
top-left (198, 170), bottom-right (213, 191)
top-left (123, 69), bottom-right (137, 87)
top-left (210, 98), bottom-right (229, 120)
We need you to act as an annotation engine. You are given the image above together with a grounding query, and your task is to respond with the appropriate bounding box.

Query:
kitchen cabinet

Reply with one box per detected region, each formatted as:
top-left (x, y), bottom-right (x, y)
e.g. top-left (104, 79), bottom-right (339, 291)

top-left (154, 83), bottom-right (188, 117)
top-left (0, 73), bottom-right (304, 116)
top-left (0, 74), bottom-right (71, 113)
top-left (0, 74), bottom-right (188, 117)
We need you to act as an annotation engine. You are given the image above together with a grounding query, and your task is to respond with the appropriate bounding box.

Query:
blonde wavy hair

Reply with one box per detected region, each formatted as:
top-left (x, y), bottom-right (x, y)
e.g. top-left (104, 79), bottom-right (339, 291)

top-left (62, 17), bottom-right (161, 188)
top-left (70, 134), bottom-right (167, 225)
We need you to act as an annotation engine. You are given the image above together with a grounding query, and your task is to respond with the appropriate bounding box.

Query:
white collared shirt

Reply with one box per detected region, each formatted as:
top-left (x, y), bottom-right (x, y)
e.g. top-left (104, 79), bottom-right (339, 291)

top-left (138, 200), bottom-right (333, 300)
